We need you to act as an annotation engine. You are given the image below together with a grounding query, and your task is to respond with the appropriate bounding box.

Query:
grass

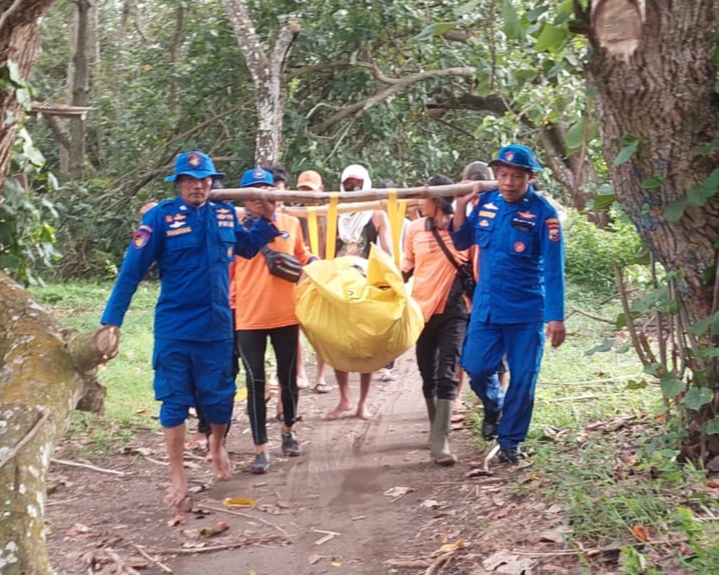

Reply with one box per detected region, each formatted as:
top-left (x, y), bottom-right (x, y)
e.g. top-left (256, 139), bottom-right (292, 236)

top-left (465, 282), bottom-right (719, 573)
top-left (31, 278), bottom-right (719, 572)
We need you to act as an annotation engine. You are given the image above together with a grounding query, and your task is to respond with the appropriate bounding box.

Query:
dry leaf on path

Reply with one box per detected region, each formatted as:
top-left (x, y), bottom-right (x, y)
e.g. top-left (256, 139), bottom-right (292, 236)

top-left (383, 486), bottom-right (415, 498)
top-left (431, 539), bottom-right (464, 556)
top-left (385, 559), bottom-right (431, 568)
top-left (421, 499), bottom-right (440, 509)
top-left (308, 554), bottom-right (323, 565)
top-left (496, 558), bottom-right (536, 574)
top-left (631, 524), bottom-right (650, 542)
top-left (200, 521), bottom-right (229, 537)
top-left (482, 550), bottom-right (519, 571)
top-left (222, 496), bottom-right (256, 508)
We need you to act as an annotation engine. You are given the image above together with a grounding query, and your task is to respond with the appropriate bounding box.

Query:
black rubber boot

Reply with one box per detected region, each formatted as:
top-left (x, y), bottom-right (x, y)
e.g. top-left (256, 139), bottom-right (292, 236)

top-left (481, 411), bottom-right (500, 441)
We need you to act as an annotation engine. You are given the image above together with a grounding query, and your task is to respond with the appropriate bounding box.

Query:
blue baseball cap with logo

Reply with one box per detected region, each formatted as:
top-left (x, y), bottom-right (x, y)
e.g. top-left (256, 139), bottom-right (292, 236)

top-left (488, 144), bottom-right (542, 172)
top-left (239, 168), bottom-right (274, 188)
top-left (165, 151), bottom-right (226, 182)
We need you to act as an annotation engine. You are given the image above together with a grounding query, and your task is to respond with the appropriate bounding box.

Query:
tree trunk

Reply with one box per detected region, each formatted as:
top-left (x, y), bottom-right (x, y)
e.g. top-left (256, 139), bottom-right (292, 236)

top-left (586, 1), bottom-right (719, 326)
top-left (0, 271), bottom-right (117, 574)
top-left (222, 0), bottom-right (299, 165)
top-left (68, 0), bottom-right (91, 181)
top-left (586, 1), bottom-right (719, 454)
top-left (168, 2), bottom-right (185, 116)
top-left (0, 0), bottom-right (57, 194)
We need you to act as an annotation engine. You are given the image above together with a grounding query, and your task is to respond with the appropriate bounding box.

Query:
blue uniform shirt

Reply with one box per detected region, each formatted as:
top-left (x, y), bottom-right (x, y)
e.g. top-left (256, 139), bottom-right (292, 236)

top-left (450, 186), bottom-right (565, 324)
top-left (101, 196), bottom-right (281, 341)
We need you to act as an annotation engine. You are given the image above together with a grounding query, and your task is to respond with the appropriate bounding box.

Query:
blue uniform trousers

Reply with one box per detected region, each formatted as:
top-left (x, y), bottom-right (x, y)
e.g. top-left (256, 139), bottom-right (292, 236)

top-left (463, 321), bottom-right (544, 451)
top-left (153, 338), bottom-right (235, 428)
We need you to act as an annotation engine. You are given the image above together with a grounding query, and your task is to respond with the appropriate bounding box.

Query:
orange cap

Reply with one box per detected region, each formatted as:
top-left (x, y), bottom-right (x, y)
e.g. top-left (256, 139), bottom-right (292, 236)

top-left (296, 170), bottom-right (323, 191)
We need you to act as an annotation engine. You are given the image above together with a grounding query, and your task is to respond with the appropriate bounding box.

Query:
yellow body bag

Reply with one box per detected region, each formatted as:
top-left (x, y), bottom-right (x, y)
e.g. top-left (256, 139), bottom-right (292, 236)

top-left (296, 245), bottom-right (423, 373)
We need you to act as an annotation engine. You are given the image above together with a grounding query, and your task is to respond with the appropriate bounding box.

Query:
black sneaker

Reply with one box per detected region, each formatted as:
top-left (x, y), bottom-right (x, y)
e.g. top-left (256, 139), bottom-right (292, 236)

top-left (498, 447), bottom-right (526, 465)
top-left (481, 412), bottom-right (501, 440)
top-left (250, 452), bottom-right (270, 474)
top-left (281, 432), bottom-right (301, 457)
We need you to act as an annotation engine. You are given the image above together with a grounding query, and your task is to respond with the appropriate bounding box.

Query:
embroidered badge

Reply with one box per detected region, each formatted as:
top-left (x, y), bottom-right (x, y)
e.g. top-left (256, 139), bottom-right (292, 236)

top-left (165, 215), bottom-right (174, 223)
top-left (174, 214), bottom-right (186, 220)
top-left (187, 152), bottom-right (202, 167)
top-left (227, 246), bottom-right (233, 258)
top-left (218, 221), bottom-right (234, 228)
top-left (169, 220), bottom-right (188, 229)
top-left (484, 202), bottom-right (499, 210)
top-left (514, 241), bottom-right (526, 253)
top-left (138, 224), bottom-right (153, 233)
top-left (133, 231), bottom-right (150, 249)
top-left (479, 210), bottom-right (496, 218)
top-left (217, 208), bottom-right (231, 214)
top-left (166, 227), bottom-right (192, 237)
top-left (479, 219), bottom-right (490, 227)
top-left (517, 211), bottom-right (536, 219)
top-left (505, 151), bottom-right (515, 162)
top-left (253, 168), bottom-right (266, 180)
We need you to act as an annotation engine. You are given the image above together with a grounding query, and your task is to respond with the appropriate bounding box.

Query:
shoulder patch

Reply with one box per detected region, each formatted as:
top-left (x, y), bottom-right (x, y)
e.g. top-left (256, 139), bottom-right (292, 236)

top-left (132, 230), bottom-right (151, 249)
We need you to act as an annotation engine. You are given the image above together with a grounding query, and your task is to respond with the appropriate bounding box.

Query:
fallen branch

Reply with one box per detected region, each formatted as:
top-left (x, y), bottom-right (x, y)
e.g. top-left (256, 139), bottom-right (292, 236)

top-left (106, 549), bottom-right (142, 575)
top-left (542, 374), bottom-right (643, 387)
top-left (211, 181), bottom-right (497, 205)
top-left (50, 458), bottom-right (131, 476)
top-left (566, 307), bottom-right (615, 324)
top-left (132, 545), bottom-right (173, 573)
top-left (513, 536), bottom-right (689, 558)
top-left (539, 395), bottom-right (599, 404)
top-left (199, 502), bottom-right (292, 540)
top-left (153, 535), bottom-right (286, 554)
top-left (425, 549), bottom-right (460, 575)
top-left (482, 444), bottom-right (501, 474)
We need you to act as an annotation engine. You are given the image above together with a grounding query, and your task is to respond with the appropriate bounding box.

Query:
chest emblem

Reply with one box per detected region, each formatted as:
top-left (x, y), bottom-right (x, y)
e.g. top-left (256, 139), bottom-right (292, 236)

top-left (517, 211), bottom-right (536, 219)
top-left (514, 241), bottom-right (526, 253)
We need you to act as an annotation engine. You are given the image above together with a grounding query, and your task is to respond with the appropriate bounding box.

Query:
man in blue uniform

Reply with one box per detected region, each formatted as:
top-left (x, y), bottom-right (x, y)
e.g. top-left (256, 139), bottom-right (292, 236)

top-left (101, 151), bottom-right (280, 510)
top-left (451, 144), bottom-right (566, 464)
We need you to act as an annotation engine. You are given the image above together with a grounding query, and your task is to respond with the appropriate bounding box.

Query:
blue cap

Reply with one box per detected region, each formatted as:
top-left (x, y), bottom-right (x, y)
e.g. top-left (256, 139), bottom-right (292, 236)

top-left (239, 168), bottom-right (274, 188)
top-left (488, 144), bottom-right (542, 172)
top-left (165, 151), bottom-right (225, 182)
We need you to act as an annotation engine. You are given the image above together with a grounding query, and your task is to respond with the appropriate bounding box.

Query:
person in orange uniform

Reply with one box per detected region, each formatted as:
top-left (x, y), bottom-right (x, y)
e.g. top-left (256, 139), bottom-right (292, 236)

top-left (402, 174), bottom-right (474, 466)
top-left (231, 168), bottom-right (317, 474)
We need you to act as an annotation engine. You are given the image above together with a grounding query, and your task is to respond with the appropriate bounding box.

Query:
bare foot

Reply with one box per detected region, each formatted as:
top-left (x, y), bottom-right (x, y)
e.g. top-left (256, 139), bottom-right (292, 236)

top-left (210, 444), bottom-right (231, 480)
top-left (453, 400), bottom-right (468, 414)
top-left (356, 405), bottom-right (374, 420)
top-left (297, 375), bottom-right (309, 389)
top-left (326, 403), bottom-right (354, 420)
top-left (163, 485), bottom-right (192, 511)
top-left (184, 431), bottom-right (208, 452)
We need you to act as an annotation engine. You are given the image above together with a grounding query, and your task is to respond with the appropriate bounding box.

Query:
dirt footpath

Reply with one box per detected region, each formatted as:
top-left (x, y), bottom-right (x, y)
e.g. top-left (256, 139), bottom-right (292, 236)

top-left (46, 353), bottom-right (591, 574)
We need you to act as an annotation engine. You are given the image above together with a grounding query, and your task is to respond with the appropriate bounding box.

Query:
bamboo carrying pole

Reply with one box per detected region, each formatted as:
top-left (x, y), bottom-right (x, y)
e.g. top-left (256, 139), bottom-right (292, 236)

top-left (209, 181), bottom-right (497, 206)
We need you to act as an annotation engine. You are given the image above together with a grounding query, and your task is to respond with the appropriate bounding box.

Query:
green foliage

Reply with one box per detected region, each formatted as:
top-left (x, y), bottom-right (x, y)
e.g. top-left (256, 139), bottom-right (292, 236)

top-left (564, 211), bottom-right (646, 294)
top-left (0, 130), bottom-right (60, 285)
top-left (613, 135), bottom-right (641, 167)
